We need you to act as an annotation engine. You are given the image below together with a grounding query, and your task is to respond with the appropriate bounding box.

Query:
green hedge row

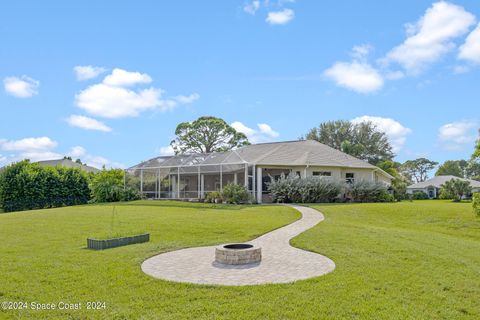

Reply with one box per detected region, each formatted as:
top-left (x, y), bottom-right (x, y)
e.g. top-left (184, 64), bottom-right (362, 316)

top-left (0, 160), bottom-right (91, 212)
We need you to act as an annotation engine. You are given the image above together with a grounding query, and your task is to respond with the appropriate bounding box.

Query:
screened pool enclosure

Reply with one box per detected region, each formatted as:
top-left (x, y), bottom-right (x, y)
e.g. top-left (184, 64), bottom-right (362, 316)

top-left (125, 151), bottom-right (256, 200)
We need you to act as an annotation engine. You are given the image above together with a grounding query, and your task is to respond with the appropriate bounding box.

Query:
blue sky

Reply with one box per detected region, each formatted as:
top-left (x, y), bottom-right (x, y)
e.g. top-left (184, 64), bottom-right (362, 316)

top-left (1, 1), bottom-right (479, 169)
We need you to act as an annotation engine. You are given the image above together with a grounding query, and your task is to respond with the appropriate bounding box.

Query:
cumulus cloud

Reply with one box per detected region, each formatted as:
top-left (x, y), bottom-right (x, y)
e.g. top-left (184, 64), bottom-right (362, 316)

top-left (73, 65), bottom-right (106, 81)
top-left (351, 116), bottom-right (412, 152)
top-left (66, 115), bottom-right (112, 132)
top-left (324, 61), bottom-right (384, 94)
top-left (266, 9), bottom-right (294, 25)
top-left (3, 76), bottom-right (39, 98)
top-left (75, 68), bottom-right (199, 118)
top-left (383, 1), bottom-right (476, 74)
top-left (67, 146), bottom-right (124, 169)
top-left (0, 137), bottom-right (60, 165)
top-left (244, 0), bottom-right (260, 15)
top-left (458, 23), bottom-right (480, 65)
top-left (437, 120), bottom-right (479, 150)
top-left (231, 122), bottom-right (279, 143)
top-left (102, 68), bottom-right (152, 87)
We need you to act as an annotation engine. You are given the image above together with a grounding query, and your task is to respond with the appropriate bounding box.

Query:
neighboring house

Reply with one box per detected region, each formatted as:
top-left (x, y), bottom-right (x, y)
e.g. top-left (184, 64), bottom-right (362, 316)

top-left (406, 175), bottom-right (480, 199)
top-left (35, 159), bottom-right (99, 173)
top-left (127, 140), bottom-right (393, 203)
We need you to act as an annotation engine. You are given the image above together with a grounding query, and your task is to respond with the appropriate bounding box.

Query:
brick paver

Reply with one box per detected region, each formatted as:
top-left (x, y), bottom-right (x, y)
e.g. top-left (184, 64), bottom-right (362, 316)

top-left (141, 205), bottom-right (335, 285)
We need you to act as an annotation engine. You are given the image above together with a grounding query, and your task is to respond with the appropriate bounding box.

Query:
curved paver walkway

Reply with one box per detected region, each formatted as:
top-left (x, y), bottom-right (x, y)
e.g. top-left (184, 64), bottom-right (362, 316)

top-left (141, 205), bottom-right (335, 285)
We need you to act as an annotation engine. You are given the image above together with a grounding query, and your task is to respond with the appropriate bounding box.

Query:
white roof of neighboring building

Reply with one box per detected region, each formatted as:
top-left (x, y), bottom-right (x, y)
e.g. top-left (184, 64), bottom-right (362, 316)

top-left (130, 140), bottom-right (394, 179)
top-left (407, 175), bottom-right (480, 189)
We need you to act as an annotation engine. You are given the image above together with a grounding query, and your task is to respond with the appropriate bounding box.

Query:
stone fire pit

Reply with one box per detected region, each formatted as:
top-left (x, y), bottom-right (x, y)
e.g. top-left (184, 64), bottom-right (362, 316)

top-left (215, 243), bottom-right (261, 265)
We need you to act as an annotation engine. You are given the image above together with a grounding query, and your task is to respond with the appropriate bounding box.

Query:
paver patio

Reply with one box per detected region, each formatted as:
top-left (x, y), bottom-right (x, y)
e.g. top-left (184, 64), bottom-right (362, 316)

top-left (141, 205), bottom-right (335, 285)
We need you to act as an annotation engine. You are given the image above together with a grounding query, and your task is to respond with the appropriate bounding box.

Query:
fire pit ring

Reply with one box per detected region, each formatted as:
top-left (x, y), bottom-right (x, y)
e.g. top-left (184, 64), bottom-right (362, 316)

top-left (215, 243), bottom-right (261, 265)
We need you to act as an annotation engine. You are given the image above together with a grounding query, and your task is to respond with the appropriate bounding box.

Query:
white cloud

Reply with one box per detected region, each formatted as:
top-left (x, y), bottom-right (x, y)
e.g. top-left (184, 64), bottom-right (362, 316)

top-left (244, 0), bottom-right (260, 15)
top-left (66, 115), bottom-right (112, 132)
top-left (73, 65), bottom-right (106, 81)
top-left (458, 23), bottom-right (480, 64)
top-left (324, 61), bottom-right (384, 94)
top-left (3, 76), bottom-right (39, 98)
top-left (158, 145), bottom-right (175, 156)
top-left (102, 68), bottom-right (152, 87)
top-left (0, 137), bottom-right (61, 165)
top-left (75, 68), bottom-right (198, 118)
top-left (383, 1), bottom-right (476, 74)
top-left (351, 116), bottom-right (412, 152)
top-left (266, 9), bottom-right (294, 25)
top-left (231, 122), bottom-right (280, 143)
top-left (174, 93), bottom-right (200, 104)
top-left (351, 44), bottom-right (373, 60)
top-left (67, 146), bottom-right (124, 169)
top-left (0, 137), bottom-right (57, 151)
top-left (452, 65), bottom-right (470, 74)
top-left (438, 120), bottom-right (478, 150)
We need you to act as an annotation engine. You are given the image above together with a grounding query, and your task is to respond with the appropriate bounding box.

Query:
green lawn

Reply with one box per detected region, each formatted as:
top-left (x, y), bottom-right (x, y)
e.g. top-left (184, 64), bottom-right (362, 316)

top-left (1, 200), bottom-right (479, 319)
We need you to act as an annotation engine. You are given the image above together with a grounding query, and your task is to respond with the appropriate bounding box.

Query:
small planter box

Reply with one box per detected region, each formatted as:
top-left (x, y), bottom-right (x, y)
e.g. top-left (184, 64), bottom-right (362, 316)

top-left (87, 233), bottom-right (150, 250)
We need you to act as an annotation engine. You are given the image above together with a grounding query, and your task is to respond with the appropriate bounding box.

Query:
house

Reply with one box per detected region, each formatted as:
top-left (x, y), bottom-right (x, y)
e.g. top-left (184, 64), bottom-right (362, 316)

top-left (35, 159), bottom-right (99, 173)
top-left (406, 175), bottom-right (480, 199)
top-left (127, 140), bottom-right (394, 203)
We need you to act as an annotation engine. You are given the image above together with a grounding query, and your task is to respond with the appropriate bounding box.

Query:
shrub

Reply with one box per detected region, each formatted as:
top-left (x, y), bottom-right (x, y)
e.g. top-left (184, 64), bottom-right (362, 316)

top-left (440, 179), bottom-right (472, 202)
top-left (411, 191), bottom-right (429, 200)
top-left (473, 193), bottom-right (480, 216)
top-left (221, 183), bottom-right (250, 204)
top-left (347, 180), bottom-right (393, 203)
top-left (0, 160), bottom-right (91, 212)
top-left (90, 169), bottom-right (140, 202)
top-left (205, 191), bottom-right (222, 203)
top-left (268, 174), bottom-right (343, 203)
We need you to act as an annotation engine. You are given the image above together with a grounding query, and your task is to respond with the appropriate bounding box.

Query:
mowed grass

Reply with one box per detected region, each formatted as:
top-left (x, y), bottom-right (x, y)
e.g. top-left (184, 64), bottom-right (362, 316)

top-left (0, 201), bottom-right (299, 319)
top-left (0, 200), bottom-right (479, 319)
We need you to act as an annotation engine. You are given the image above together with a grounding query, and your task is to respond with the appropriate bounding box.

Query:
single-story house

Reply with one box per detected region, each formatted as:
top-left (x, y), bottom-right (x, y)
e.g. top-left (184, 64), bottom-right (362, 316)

top-left (127, 140), bottom-right (394, 203)
top-left (36, 159), bottom-right (99, 173)
top-left (406, 175), bottom-right (480, 199)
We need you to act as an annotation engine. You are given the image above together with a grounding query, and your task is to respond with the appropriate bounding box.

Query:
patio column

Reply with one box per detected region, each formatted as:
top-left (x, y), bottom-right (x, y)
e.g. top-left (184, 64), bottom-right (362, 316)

top-left (256, 166), bottom-right (262, 204)
top-left (177, 168), bottom-right (180, 199)
top-left (197, 166), bottom-right (201, 199)
top-left (220, 164), bottom-right (223, 192)
top-left (140, 169), bottom-right (143, 194)
top-left (234, 172), bottom-right (238, 184)
top-left (200, 174), bottom-right (205, 198)
top-left (171, 174), bottom-right (177, 199)
top-left (244, 163), bottom-right (248, 189)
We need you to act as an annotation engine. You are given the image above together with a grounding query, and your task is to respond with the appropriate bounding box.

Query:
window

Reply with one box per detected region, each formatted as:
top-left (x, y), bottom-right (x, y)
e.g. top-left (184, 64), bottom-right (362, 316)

top-left (313, 171), bottom-right (331, 177)
top-left (346, 173), bottom-right (354, 184)
top-left (295, 171), bottom-right (301, 177)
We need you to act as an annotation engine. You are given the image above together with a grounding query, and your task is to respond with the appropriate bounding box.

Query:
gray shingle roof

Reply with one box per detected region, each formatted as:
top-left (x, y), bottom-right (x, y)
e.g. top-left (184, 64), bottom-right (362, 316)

top-left (36, 159), bottom-right (99, 173)
top-left (407, 175), bottom-right (480, 189)
top-left (130, 140), bottom-right (392, 179)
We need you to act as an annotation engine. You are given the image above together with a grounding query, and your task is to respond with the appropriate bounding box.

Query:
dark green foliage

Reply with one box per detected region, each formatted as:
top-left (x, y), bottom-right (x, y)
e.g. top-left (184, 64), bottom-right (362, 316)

top-left (268, 174), bottom-right (344, 203)
top-left (0, 160), bottom-right (90, 212)
top-left (305, 120), bottom-right (394, 164)
top-left (221, 183), bottom-right (250, 204)
top-left (90, 169), bottom-right (141, 203)
top-left (412, 191), bottom-right (429, 200)
top-left (170, 116), bottom-right (250, 154)
top-left (205, 191), bottom-right (222, 203)
top-left (347, 180), bottom-right (393, 203)
top-left (435, 160), bottom-right (467, 178)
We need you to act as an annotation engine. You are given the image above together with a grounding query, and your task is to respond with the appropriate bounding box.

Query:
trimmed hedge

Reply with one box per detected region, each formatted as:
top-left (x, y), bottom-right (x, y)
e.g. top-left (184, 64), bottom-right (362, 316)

top-left (221, 183), bottom-right (250, 204)
top-left (411, 191), bottom-right (429, 200)
top-left (0, 160), bottom-right (90, 212)
top-left (268, 175), bottom-right (344, 203)
top-left (347, 180), bottom-right (393, 203)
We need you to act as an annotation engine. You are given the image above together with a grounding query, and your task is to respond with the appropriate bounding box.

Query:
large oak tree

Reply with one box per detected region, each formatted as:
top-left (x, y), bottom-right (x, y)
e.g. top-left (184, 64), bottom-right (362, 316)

top-left (170, 116), bottom-right (250, 154)
top-left (305, 120), bottom-right (394, 164)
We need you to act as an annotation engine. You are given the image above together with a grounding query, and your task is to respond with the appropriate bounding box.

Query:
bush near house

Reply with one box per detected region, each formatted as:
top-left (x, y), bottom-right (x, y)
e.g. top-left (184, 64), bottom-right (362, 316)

top-left (268, 175), bottom-right (344, 203)
top-left (473, 193), bottom-right (480, 216)
top-left (347, 180), bottom-right (394, 203)
top-left (411, 191), bottom-right (429, 200)
top-left (0, 160), bottom-right (90, 212)
top-left (90, 169), bottom-right (141, 203)
top-left (205, 191), bottom-right (222, 203)
top-left (221, 183), bottom-right (250, 204)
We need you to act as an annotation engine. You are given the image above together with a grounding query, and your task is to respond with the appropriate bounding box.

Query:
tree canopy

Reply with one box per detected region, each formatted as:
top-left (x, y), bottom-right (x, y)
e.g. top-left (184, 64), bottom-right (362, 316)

top-left (305, 120), bottom-right (394, 164)
top-left (435, 160), bottom-right (468, 178)
top-left (400, 158), bottom-right (438, 183)
top-left (170, 116), bottom-right (250, 154)
top-left (440, 178), bottom-right (472, 202)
